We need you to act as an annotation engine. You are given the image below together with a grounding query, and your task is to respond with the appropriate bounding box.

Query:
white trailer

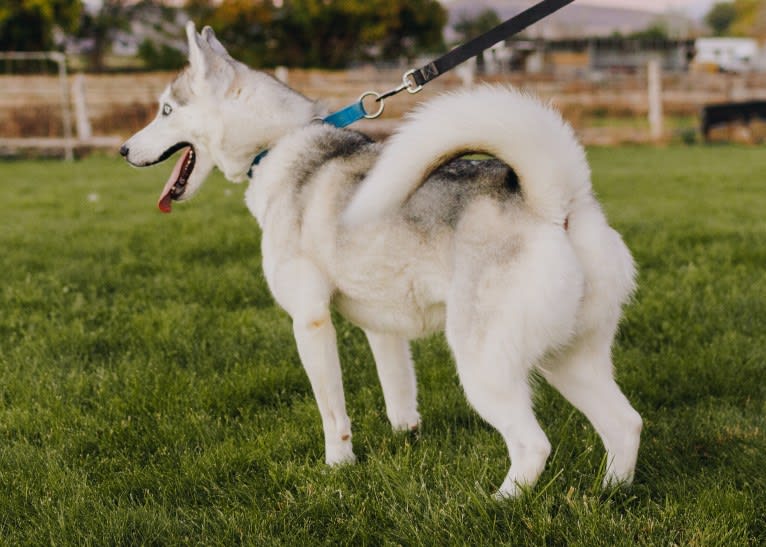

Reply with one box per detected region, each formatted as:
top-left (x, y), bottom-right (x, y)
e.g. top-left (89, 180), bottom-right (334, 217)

top-left (694, 37), bottom-right (761, 73)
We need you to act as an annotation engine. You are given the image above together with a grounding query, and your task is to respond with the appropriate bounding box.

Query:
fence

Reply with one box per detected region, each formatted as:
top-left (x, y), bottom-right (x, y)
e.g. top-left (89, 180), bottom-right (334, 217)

top-left (0, 52), bottom-right (122, 159)
top-left (3, 64), bottom-right (766, 155)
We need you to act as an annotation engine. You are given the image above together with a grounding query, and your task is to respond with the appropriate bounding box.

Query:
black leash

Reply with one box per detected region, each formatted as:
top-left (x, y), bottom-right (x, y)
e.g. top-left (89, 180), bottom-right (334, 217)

top-left (377, 0), bottom-right (577, 102)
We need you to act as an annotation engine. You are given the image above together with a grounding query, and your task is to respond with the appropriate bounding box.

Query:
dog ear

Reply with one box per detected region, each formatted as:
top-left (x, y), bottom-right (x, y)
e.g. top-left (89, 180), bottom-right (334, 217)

top-left (186, 21), bottom-right (207, 73)
top-left (186, 21), bottom-right (234, 91)
top-left (201, 26), bottom-right (234, 61)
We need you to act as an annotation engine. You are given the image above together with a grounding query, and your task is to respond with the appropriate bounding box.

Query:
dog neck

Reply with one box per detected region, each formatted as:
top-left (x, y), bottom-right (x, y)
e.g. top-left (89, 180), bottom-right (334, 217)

top-left (238, 70), bottom-right (332, 178)
top-left (218, 69), bottom-right (323, 182)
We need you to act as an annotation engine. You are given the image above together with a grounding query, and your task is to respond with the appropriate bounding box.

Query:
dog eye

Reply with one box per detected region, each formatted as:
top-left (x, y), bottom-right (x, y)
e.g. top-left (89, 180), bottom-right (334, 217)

top-left (162, 103), bottom-right (173, 116)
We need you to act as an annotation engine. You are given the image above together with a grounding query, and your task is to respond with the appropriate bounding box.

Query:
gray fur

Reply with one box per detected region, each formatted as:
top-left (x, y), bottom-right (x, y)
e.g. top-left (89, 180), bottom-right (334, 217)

top-left (403, 159), bottom-right (521, 229)
top-left (291, 127), bottom-right (375, 190)
top-left (289, 126), bottom-right (521, 232)
top-left (170, 71), bottom-right (193, 106)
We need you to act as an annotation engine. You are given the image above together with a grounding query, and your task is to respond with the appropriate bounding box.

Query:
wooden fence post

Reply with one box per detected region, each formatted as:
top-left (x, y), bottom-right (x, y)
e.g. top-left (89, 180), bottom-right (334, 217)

top-left (51, 52), bottom-right (74, 160)
top-left (72, 74), bottom-right (92, 141)
top-left (648, 58), bottom-right (663, 142)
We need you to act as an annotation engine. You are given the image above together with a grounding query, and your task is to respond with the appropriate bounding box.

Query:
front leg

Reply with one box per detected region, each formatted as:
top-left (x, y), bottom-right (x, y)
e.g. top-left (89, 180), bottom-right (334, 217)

top-left (293, 315), bottom-right (355, 465)
top-left (272, 258), bottom-right (355, 465)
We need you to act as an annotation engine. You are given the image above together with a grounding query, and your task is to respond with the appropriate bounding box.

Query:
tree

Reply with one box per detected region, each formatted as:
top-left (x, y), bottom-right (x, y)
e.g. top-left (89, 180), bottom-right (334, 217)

top-left (197, 0), bottom-right (279, 67)
top-left (371, 0), bottom-right (447, 60)
top-left (705, 2), bottom-right (737, 36)
top-left (0, 0), bottom-right (81, 51)
top-left (730, 0), bottom-right (766, 39)
top-left (453, 9), bottom-right (501, 44)
top-left (629, 23), bottom-right (670, 41)
top-left (192, 0), bottom-right (447, 69)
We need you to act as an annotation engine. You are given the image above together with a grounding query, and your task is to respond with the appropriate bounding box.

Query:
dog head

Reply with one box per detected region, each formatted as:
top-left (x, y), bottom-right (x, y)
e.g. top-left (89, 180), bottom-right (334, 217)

top-left (120, 22), bottom-right (318, 212)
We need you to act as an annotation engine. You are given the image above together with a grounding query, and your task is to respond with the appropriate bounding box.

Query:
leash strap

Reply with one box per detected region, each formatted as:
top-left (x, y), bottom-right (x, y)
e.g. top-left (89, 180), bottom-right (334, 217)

top-left (248, 92), bottom-right (383, 175)
top-left (323, 101), bottom-right (368, 128)
top-left (410, 0), bottom-right (576, 89)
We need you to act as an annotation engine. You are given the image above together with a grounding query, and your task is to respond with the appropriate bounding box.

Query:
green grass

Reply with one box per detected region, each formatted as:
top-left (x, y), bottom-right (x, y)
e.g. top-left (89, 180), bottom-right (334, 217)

top-left (1, 147), bottom-right (765, 545)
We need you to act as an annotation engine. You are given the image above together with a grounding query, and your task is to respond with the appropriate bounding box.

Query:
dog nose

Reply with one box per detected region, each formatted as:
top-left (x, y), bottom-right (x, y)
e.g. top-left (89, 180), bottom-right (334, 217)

top-left (119, 144), bottom-right (129, 157)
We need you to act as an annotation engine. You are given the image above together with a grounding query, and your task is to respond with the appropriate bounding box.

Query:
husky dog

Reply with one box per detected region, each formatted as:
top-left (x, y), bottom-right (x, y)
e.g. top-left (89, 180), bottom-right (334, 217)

top-left (121, 23), bottom-right (642, 498)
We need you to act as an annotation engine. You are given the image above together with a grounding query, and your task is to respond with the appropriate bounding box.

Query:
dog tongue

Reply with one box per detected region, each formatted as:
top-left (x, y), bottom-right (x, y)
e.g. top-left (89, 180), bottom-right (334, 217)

top-left (157, 147), bottom-right (190, 213)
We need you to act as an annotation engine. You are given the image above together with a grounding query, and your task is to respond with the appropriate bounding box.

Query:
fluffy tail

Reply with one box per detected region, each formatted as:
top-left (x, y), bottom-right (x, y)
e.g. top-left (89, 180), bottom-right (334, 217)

top-left (343, 86), bottom-right (591, 227)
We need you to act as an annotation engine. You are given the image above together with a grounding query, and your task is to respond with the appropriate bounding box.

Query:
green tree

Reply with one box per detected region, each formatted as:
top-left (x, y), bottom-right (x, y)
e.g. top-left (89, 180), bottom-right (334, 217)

top-left (629, 23), bottom-right (669, 41)
top-left (372, 0), bottom-right (447, 60)
top-left (0, 0), bottom-right (81, 51)
top-left (453, 9), bottom-right (501, 44)
top-left (193, 0), bottom-right (447, 69)
top-left (705, 2), bottom-right (737, 35)
top-left (198, 0), bottom-right (279, 67)
top-left (731, 0), bottom-right (766, 38)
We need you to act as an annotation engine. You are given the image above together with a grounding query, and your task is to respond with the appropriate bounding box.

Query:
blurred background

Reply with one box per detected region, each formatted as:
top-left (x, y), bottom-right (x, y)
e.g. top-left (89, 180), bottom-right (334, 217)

top-left (1, 0), bottom-right (765, 158)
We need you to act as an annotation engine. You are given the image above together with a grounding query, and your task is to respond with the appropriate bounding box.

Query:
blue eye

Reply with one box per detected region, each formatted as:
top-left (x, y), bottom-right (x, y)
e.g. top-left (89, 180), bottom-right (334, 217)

top-left (162, 103), bottom-right (173, 116)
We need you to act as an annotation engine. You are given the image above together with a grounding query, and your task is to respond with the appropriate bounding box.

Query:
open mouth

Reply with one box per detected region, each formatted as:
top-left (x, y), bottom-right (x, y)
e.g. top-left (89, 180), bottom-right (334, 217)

top-left (158, 145), bottom-right (196, 213)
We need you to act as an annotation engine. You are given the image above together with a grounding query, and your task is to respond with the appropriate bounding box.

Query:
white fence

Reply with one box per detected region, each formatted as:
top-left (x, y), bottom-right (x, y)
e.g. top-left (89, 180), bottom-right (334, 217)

top-left (0, 52), bottom-right (121, 159)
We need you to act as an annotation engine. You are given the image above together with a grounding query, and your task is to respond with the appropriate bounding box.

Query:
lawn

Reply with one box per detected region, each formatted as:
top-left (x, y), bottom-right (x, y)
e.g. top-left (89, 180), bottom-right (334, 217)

top-left (0, 147), bottom-right (764, 545)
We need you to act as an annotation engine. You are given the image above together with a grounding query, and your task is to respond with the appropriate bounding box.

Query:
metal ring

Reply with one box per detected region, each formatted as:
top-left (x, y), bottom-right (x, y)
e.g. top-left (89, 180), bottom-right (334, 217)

top-left (358, 91), bottom-right (385, 119)
top-left (402, 69), bottom-right (423, 94)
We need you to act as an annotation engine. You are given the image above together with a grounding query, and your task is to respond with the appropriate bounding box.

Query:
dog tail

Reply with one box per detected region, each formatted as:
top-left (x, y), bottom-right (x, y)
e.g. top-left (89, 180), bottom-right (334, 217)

top-left (342, 85), bottom-right (591, 227)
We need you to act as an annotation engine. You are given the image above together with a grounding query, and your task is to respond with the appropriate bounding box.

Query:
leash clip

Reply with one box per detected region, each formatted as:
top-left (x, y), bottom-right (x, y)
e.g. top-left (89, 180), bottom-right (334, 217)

top-left (402, 69), bottom-right (423, 94)
top-left (376, 68), bottom-right (424, 103)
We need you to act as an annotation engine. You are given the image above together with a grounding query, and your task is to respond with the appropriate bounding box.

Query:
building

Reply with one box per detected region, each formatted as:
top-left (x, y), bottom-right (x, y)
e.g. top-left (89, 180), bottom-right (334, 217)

top-left (502, 38), bottom-right (696, 75)
top-left (693, 38), bottom-right (762, 73)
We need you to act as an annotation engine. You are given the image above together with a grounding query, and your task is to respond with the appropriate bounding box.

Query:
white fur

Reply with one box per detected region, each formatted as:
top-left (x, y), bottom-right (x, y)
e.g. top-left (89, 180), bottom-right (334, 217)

top-left (123, 24), bottom-right (643, 498)
top-left (343, 87), bottom-right (591, 228)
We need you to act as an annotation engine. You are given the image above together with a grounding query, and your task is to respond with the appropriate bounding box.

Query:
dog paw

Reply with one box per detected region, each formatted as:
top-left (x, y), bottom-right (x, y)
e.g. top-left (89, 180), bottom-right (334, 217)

top-left (326, 452), bottom-right (356, 466)
top-left (389, 410), bottom-right (421, 433)
top-left (602, 468), bottom-right (634, 490)
top-left (325, 440), bottom-right (356, 466)
top-left (493, 477), bottom-right (523, 500)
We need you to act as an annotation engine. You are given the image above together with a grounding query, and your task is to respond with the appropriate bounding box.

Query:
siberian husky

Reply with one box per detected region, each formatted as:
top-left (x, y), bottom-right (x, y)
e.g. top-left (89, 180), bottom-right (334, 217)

top-left (121, 22), bottom-right (642, 498)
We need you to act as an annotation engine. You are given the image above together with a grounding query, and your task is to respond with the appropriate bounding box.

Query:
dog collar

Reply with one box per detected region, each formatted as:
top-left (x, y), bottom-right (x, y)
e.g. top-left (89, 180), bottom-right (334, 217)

top-left (247, 99), bottom-right (373, 178)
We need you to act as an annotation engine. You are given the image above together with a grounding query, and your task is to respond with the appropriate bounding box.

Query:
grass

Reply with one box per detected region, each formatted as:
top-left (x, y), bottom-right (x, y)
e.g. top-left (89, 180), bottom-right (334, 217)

top-left (0, 146), bottom-right (765, 545)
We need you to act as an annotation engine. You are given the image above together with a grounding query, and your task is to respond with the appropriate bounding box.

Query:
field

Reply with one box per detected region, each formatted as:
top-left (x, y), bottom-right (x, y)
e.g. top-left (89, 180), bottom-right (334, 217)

top-left (1, 146), bottom-right (765, 544)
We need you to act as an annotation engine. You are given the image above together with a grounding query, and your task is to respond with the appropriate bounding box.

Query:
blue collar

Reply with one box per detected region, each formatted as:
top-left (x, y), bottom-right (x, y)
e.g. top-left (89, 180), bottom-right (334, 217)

top-left (247, 100), bottom-right (369, 178)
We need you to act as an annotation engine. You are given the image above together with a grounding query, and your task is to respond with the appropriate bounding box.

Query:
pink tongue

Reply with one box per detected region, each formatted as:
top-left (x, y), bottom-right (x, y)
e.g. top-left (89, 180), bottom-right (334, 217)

top-left (157, 147), bottom-right (191, 213)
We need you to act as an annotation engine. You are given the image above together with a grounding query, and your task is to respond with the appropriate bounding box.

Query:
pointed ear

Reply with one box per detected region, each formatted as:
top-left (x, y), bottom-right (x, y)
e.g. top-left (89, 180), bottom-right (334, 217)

top-left (201, 26), bottom-right (233, 61)
top-left (186, 21), bottom-right (206, 74)
top-left (185, 21), bottom-right (234, 92)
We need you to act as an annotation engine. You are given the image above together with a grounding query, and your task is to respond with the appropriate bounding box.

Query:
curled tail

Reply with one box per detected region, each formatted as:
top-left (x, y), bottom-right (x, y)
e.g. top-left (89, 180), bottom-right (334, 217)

top-left (343, 86), bottom-right (592, 227)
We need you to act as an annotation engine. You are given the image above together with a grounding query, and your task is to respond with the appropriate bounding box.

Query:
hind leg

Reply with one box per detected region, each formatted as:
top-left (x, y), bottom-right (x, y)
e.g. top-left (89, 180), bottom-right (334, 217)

top-left (447, 213), bottom-right (584, 497)
top-left (452, 339), bottom-right (552, 498)
top-left (542, 338), bottom-right (642, 487)
top-left (365, 331), bottom-right (420, 431)
top-left (446, 251), bottom-right (581, 496)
